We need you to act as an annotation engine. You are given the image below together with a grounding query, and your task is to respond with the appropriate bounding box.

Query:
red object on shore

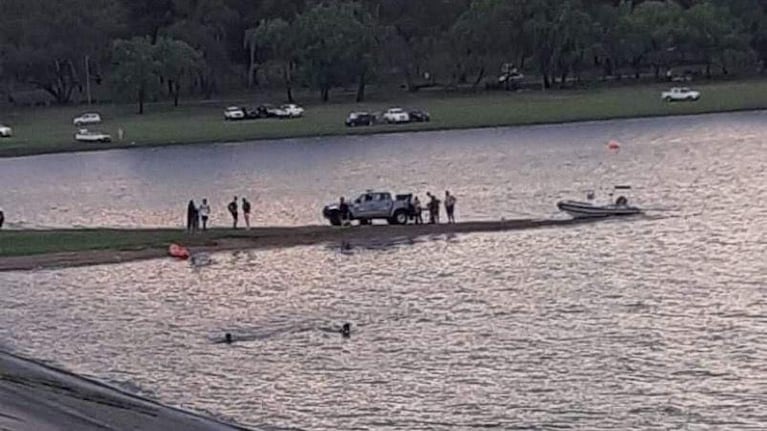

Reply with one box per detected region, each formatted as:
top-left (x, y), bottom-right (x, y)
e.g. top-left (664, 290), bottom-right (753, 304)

top-left (168, 243), bottom-right (190, 260)
top-left (607, 140), bottom-right (621, 150)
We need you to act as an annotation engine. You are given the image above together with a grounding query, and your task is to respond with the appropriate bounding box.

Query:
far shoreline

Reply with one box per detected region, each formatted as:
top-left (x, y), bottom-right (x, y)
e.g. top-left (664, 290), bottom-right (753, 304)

top-left (2, 80), bottom-right (767, 159)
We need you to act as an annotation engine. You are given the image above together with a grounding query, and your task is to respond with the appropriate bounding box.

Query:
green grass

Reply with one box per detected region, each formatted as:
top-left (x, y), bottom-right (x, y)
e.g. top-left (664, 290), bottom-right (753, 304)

top-left (0, 228), bottom-right (246, 257)
top-left (2, 79), bottom-right (767, 157)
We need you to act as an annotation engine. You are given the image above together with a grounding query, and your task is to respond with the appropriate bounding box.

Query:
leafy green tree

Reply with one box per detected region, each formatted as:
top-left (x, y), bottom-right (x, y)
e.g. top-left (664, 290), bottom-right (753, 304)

top-left (681, 1), bottom-right (752, 77)
top-left (111, 37), bottom-right (160, 114)
top-left (155, 38), bottom-right (203, 106)
top-left (244, 18), bottom-right (294, 94)
top-left (294, 2), bottom-right (374, 102)
top-left (451, 0), bottom-right (528, 88)
top-left (0, 0), bottom-right (125, 103)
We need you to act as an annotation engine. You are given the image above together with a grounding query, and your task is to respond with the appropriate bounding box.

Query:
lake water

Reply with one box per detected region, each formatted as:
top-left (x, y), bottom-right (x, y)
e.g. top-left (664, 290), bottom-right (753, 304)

top-left (1, 112), bottom-right (766, 430)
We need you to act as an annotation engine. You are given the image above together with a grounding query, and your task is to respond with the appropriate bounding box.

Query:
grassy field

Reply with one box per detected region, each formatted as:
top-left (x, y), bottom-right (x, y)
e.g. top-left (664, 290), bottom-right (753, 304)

top-left (2, 79), bottom-right (767, 157)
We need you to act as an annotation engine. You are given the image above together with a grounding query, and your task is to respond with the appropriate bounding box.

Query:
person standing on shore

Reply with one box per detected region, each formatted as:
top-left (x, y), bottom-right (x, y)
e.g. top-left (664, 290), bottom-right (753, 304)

top-left (186, 200), bottom-right (198, 232)
top-left (199, 199), bottom-right (211, 230)
top-left (242, 197), bottom-right (252, 230)
top-left (445, 191), bottom-right (457, 224)
top-left (339, 197), bottom-right (350, 226)
top-left (413, 196), bottom-right (423, 224)
top-left (227, 197), bottom-right (239, 229)
top-left (0, 208), bottom-right (4, 229)
top-left (427, 192), bottom-right (441, 224)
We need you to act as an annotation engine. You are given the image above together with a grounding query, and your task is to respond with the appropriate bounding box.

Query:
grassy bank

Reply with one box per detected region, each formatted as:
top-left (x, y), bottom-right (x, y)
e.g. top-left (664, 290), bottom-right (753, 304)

top-left (0, 228), bottom-right (247, 257)
top-left (2, 80), bottom-right (767, 157)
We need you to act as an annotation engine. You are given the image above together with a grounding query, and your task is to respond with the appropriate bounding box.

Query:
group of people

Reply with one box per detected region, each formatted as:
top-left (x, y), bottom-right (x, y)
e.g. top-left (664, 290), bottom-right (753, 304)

top-left (412, 191), bottom-right (457, 224)
top-left (186, 196), bottom-right (252, 232)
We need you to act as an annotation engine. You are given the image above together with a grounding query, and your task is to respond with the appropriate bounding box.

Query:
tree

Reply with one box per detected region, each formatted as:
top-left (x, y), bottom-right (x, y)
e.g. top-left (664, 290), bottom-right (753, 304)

top-left (155, 38), bottom-right (203, 106)
top-left (294, 2), bottom-right (374, 102)
top-left (681, 1), bottom-right (752, 77)
top-left (0, 0), bottom-right (126, 104)
top-left (244, 18), bottom-right (292, 92)
top-left (111, 37), bottom-right (160, 114)
top-left (451, 0), bottom-right (529, 88)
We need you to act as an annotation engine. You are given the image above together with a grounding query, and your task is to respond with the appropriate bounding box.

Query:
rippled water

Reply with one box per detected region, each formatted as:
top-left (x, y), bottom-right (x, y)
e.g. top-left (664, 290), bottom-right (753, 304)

top-left (1, 111), bottom-right (766, 228)
top-left (1, 113), bottom-right (767, 429)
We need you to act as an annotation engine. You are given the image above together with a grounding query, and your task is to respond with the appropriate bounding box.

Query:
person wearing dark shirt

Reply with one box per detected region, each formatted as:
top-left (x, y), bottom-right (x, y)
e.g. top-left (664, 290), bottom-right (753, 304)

top-left (0, 209), bottom-right (4, 229)
top-left (227, 197), bottom-right (238, 229)
top-left (242, 198), bottom-right (252, 230)
top-left (186, 200), bottom-right (198, 232)
top-left (338, 197), bottom-right (350, 226)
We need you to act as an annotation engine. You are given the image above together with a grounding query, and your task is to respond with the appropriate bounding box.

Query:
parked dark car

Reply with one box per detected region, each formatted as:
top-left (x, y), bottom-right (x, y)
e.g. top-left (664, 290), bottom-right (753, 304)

top-left (345, 112), bottom-right (375, 127)
top-left (408, 109), bottom-right (430, 122)
top-left (243, 106), bottom-right (266, 119)
top-left (243, 104), bottom-right (290, 119)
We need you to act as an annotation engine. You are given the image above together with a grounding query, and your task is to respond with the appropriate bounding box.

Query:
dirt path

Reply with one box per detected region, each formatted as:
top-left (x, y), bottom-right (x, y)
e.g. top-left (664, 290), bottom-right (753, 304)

top-left (0, 218), bottom-right (596, 272)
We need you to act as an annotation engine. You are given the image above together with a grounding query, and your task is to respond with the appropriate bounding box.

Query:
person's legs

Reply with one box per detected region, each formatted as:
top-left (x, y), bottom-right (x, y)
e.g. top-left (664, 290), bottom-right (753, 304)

top-left (202, 216), bottom-right (208, 230)
top-left (232, 214), bottom-right (238, 229)
top-left (244, 213), bottom-right (251, 229)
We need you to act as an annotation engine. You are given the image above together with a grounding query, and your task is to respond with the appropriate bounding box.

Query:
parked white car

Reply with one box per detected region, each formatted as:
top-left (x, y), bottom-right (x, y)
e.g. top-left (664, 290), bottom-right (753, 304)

top-left (0, 124), bottom-right (12, 138)
top-left (661, 87), bottom-right (700, 102)
top-left (74, 129), bottom-right (112, 143)
top-left (382, 108), bottom-right (410, 124)
top-left (224, 106), bottom-right (245, 121)
top-left (280, 104), bottom-right (305, 118)
top-left (73, 112), bottom-right (102, 126)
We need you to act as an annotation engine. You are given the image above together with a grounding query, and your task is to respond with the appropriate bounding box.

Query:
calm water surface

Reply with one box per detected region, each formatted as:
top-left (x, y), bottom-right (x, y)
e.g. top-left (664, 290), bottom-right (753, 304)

top-left (1, 112), bottom-right (766, 430)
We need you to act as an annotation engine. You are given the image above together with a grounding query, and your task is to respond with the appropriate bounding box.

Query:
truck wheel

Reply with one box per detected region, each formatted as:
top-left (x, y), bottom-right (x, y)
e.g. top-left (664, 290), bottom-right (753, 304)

top-left (327, 210), bottom-right (342, 226)
top-left (393, 210), bottom-right (408, 225)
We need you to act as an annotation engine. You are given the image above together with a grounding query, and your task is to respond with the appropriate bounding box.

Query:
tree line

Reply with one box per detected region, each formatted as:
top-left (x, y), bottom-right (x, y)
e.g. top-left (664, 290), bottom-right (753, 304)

top-left (2, 0), bottom-right (767, 111)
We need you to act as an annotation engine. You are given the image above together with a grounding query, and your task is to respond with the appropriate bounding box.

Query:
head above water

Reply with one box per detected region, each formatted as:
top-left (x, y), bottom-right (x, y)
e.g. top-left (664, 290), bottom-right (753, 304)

top-left (224, 333), bottom-right (233, 343)
top-left (341, 323), bottom-right (351, 337)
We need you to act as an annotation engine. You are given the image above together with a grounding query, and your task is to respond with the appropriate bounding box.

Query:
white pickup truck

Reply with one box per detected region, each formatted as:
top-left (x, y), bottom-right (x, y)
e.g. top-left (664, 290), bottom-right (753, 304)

top-left (323, 191), bottom-right (414, 225)
top-left (661, 87), bottom-right (700, 102)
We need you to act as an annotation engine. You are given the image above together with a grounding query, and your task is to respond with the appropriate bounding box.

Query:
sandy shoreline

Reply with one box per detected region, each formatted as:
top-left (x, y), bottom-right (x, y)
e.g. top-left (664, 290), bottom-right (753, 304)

top-left (0, 350), bottom-right (252, 431)
top-left (0, 218), bottom-right (599, 272)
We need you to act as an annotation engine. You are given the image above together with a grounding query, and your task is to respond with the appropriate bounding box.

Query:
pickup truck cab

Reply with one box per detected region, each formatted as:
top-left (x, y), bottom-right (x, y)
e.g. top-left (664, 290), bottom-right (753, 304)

top-left (661, 87), bottom-right (700, 102)
top-left (323, 191), bottom-right (414, 225)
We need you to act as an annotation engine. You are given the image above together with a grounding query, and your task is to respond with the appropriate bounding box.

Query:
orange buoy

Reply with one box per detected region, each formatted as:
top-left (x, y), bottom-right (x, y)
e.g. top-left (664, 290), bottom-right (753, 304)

top-left (168, 243), bottom-right (190, 260)
top-left (607, 140), bottom-right (621, 150)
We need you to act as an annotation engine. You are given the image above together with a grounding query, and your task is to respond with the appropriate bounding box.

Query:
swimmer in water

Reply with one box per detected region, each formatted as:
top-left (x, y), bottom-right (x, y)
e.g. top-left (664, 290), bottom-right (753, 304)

top-left (225, 333), bottom-right (233, 344)
top-left (340, 323), bottom-right (351, 338)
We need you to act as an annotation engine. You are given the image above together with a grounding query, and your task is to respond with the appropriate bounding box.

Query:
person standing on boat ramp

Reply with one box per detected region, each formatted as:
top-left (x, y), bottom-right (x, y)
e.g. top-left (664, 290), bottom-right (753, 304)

top-left (199, 198), bottom-right (211, 230)
top-left (228, 197), bottom-right (239, 229)
top-left (413, 196), bottom-right (423, 224)
top-left (242, 197), bottom-right (252, 230)
top-left (444, 191), bottom-right (457, 224)
top-left (187, 200), bottom-right (198, 232)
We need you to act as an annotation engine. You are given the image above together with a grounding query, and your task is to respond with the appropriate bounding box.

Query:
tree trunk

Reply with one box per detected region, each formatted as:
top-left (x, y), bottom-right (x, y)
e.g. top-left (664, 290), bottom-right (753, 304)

top-left (138, 85), bottom-right (145, 114)
top-left (247, 46), bottom-right (257, 88)
top-left (355, 70), bottom-right (366, 102)
top-left (472, 66), bottom-right (485, 89)
top-left (284, 64), bottom-right (294, 103)
top-left (321, 86), bottom-right (329, 102)
top-left (706, 62), bottom-right (712, 79)
top-left (173, 82), bottom-right (180, 107)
